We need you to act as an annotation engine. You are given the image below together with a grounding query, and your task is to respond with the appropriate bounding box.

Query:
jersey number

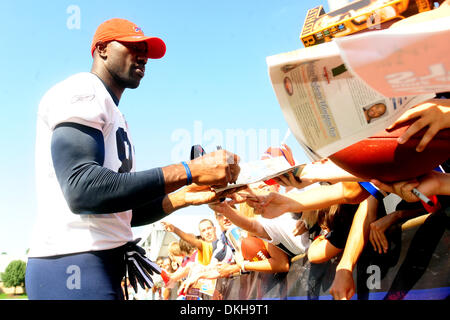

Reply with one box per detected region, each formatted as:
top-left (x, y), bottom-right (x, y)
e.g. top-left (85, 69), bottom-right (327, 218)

top-left (116, 127), bottom-right (133, 173)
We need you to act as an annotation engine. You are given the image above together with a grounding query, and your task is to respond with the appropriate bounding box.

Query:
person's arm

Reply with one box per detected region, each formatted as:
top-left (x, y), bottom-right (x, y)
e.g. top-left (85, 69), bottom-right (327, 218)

top-left (218, 243), bottom-right (290, 275)
top-left (208, 202), bottom-right (270, 240)
top-left (162, 287), bottom-right (171, 300)
top-left (51, 122), bottom-right (240, 215)
top-left (307, 235), bottom-right (343, 264)
top-left (371, 171), bottom-right (450, 202)
top-left (242, 243), bottom-right (290, 273)
top-left (52, 123), bottom-right (166, 214)
top-left (177, 263), bottom-right (222, 296)
top-left (369, 207), bottom-right (426, 254)
top-left (329, 197), bottom-right (379, 300)
top-left (165, 263), bottom-right (193, 286)
top-left (273, 158), bottom-right (364, 189)
top-left (132, 184), bottom-right (245, 227)
top-left (244, 182), bottom-right (369, 219)
top-left (161, 222), bottom-right (204, 250)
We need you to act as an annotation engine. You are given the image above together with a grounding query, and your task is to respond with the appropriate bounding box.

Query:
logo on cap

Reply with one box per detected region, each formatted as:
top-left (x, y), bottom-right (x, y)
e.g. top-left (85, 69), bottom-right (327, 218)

top-left (134, 26), bottom-right (142, 32)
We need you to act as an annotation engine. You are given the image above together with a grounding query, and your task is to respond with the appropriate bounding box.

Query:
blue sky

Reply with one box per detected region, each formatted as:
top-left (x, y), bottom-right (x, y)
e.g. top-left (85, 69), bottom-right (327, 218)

top-left (0, 0), bottom-right (327, 255)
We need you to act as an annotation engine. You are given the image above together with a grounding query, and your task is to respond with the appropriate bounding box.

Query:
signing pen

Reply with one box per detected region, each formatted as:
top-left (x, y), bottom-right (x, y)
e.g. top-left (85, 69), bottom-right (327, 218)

top-left (411, 188), bottom-right (433, 206)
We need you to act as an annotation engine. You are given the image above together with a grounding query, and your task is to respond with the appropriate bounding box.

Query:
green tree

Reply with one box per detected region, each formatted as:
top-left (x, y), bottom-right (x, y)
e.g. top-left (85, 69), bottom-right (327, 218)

top-left (1, 260), bottom-right (26, 295)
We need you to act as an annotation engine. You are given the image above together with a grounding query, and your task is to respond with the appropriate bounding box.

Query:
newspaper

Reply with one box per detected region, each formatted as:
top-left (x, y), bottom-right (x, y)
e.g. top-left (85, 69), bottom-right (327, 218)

top-left (335, 10), bottom-right (450, 97)
top-left (266, 32), bottom-right (435, 160)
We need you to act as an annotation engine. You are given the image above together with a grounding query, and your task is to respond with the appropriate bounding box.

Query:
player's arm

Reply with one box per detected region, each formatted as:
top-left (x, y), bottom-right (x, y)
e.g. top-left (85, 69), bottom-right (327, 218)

top-left (51, 122), bottom-right (238, 218)
top-left (51, 123), bottom-right (167, 214)
top-left (131, 184), bottom-right (235, 227)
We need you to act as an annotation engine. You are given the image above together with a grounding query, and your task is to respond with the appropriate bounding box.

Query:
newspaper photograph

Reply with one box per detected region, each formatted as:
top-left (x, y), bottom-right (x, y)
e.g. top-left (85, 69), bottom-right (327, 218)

top-left (267, 39), bottom-right (434, 159)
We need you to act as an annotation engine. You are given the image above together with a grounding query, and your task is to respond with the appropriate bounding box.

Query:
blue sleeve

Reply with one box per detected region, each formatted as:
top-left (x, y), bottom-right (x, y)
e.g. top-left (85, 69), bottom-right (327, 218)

top-left (51, 122), bottom-right (166, 218)
top-left (130, 196), bottom-right (167, 227)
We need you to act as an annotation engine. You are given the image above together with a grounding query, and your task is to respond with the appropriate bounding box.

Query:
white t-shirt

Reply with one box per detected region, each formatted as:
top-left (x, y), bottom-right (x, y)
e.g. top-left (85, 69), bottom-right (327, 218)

top-left (257, 213), bottom-right (311, 256)
top-left (30, 72), bottom-right (135, 257)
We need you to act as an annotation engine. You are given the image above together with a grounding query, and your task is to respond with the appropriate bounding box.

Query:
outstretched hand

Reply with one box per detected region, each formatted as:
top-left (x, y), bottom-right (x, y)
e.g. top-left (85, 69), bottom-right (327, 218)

top-left (244, 191), bottom-right (296, 219)
top-left (272, 158), bottom-right (362, 189)
top-left (161, 221), bottom-right (175, 232)
top-left (387, 99), bottom-right (450, 152)
top-left (371, 170), bottom-right (444, 203)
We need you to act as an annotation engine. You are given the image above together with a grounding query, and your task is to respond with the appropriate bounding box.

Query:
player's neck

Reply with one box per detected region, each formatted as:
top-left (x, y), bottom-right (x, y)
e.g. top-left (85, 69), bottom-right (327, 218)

top-left (90, 67), bottom-right (124, 103)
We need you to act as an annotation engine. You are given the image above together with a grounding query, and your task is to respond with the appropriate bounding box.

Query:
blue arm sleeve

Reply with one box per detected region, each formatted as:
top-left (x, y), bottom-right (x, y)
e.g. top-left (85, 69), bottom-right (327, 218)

top-left (130, 196), bottom-right (167, 227)
top-left (51, 122), bottom-right (166, 218)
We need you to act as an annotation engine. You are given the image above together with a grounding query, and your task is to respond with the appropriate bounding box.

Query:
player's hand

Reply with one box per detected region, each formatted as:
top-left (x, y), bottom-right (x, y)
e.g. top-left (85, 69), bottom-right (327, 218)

top-left (183, 184), bottom-right (241, 206)
top-left (188, 150), bottom-right (240, 187)
top-left (387, 99), bottom-right (450, 152)
top-left (330, 268), bottom-right (355, 300)
top-left (167, 184), bottom-right (247, 213)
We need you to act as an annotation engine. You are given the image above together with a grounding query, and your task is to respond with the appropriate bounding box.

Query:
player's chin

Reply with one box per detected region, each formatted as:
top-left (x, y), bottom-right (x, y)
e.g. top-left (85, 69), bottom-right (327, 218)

top-left (126, 79), bottom-right (142, 89)
top-left (124, 74), bottom-right (143, 89)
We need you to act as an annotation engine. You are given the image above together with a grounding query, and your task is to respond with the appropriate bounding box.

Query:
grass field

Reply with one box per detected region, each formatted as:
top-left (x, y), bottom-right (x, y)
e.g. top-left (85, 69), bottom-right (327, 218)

top-left (0, 293), bottom-right (28, 300)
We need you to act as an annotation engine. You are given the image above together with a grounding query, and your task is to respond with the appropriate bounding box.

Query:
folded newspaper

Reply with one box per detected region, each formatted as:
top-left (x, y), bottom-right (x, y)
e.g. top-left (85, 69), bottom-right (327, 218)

top-left (266, 12), bottom-right (449, 160)
top-left (335, 5), bottom-right (450, 98)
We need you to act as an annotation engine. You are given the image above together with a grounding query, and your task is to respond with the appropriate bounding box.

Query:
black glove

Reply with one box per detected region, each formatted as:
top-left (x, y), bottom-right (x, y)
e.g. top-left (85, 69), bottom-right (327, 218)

top-left (124, 238), bottom-right (161, 299)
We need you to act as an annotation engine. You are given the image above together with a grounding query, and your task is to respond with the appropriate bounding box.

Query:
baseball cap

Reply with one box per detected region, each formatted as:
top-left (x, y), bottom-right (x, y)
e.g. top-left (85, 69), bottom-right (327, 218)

top-left (91, 18), bottom-right (166, 59)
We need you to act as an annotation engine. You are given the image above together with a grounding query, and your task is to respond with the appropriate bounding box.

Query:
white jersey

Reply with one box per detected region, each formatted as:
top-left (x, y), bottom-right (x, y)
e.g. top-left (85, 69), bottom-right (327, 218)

top-left (30, 72), bottom-right (135, 257)
top-left (257, 213), bottom-right (311, 256)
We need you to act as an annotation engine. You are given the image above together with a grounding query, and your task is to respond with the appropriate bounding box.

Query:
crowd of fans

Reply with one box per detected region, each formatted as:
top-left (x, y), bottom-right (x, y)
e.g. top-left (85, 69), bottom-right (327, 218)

top-left (123, 97), bottom-right (449, 300)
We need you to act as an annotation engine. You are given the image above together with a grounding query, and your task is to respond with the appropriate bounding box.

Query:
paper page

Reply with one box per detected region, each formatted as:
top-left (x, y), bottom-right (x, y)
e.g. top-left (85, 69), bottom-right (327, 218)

top-left (267, 40), bottom-right (434, 158)
top-left (335, 7), bottom-right (450, 97)
top-left (213, 157), bottom-right (305, 192)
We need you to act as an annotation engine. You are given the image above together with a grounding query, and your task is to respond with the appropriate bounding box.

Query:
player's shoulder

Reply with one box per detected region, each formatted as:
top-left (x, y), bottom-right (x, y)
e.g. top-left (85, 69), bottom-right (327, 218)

top-left (41, 72), bottom-right (100, 103)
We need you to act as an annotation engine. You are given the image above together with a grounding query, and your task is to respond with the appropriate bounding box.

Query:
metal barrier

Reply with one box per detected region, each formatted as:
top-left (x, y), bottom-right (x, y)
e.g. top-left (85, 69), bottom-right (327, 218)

top-left (213, 210), bottom-right (449, 300)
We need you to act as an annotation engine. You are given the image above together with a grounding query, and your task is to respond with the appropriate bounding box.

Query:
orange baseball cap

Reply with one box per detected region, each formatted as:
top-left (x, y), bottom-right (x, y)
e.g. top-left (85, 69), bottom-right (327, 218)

top-left (91, 18), bottom-right (166, 59)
